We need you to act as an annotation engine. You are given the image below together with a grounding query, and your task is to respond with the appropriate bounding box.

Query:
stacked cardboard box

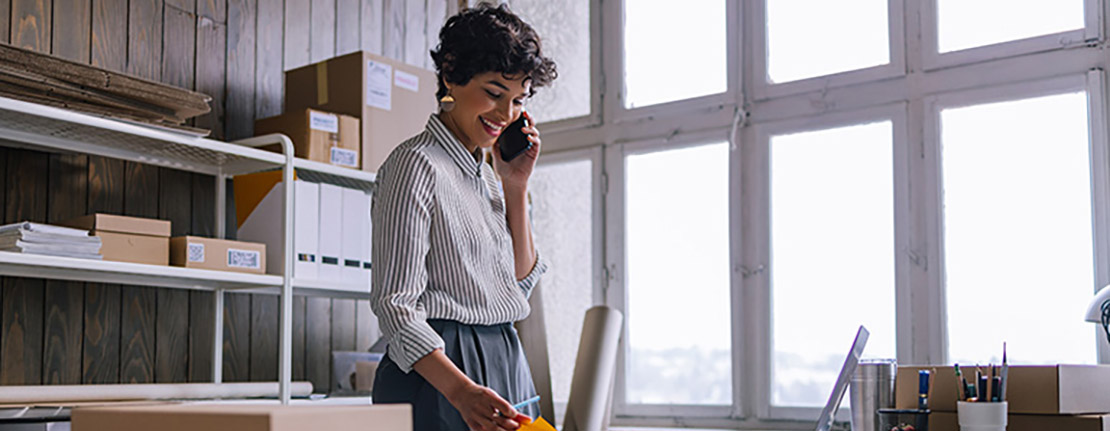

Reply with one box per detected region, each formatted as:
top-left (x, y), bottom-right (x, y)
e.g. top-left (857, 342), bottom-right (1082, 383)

top-left (72, 403), bottom-right (411, 431)
top-left (283, 51), bottom-right (437, 173)
top-left (896, 365), bottom-right (1110, 431)
top-left (62, 214), bottom-right (171, 265)
top-left (254, 108), bottom-right (361, 169)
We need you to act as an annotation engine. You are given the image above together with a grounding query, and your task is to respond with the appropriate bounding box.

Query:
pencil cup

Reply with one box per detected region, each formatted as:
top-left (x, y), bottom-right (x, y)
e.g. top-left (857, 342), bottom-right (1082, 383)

top-left (957, 401), bottom-right (1007, 431)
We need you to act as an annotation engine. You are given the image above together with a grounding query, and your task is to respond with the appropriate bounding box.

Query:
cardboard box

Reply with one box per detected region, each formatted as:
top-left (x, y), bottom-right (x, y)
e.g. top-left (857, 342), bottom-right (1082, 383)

top-left (71, 403), bottom-right (412, 431)
top-left (170, 236), bottom-right (267, 274)
top-left (62, 214), bottom-right (171, 265)
top-left (254, 108), bottom-right (361, 169)
top-left (897, 365), bottom-right (1110, 414)
top-left (284, 51), bottom-right (437, 173)
top-left (930, 411), bottom-right (1110, 431)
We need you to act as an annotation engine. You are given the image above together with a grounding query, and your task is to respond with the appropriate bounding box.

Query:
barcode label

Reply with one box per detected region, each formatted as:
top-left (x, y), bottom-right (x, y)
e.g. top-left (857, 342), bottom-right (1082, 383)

top-left (309, 111), bottom-right (339, 133)
top-left (227, 248), bottom-right (261, 269)
top-left (331, 147), bottom-right (358, 167)
top-left (187, 243), bottom-right (205, 263)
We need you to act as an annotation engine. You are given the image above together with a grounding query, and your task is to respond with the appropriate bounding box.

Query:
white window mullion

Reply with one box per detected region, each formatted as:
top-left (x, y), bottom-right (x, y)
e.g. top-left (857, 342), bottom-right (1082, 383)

top-left (1085, 69), bottom-right (1110, 364)
top-left (603, 142), bottom-right (630, 418)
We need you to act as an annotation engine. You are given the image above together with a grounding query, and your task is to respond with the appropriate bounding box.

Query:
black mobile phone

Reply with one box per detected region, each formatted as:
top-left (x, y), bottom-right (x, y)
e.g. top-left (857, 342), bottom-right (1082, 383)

top-left (498, 114), bottom-right (532, 162)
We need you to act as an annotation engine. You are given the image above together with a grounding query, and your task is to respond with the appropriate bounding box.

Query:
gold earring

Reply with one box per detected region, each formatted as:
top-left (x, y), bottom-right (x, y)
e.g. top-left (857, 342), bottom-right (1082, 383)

top-left (439, 93), bottom-right (456, 112)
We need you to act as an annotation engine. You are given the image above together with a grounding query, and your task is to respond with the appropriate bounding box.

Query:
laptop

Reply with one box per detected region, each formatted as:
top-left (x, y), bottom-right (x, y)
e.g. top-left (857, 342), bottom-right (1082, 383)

top-left (814, 325), bottom-right (870, 431)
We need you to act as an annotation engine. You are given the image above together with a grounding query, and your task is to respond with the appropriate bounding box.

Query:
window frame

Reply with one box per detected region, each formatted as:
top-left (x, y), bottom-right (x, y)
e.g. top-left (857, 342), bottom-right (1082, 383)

top-left (605, 0), bottom-right (741, 124)
top-left (923, 72), bottom-right (1110, 365)
top-left (745, 103), bottom-right (910, 422)
top-left (749, 0), bottom-right (907, 100)
top-left (532, 145), bottom-right (607, 423)
top-left (605, 130), bottom-right (742, 426)
top-left (920, 0), bottom-right (1102, 71)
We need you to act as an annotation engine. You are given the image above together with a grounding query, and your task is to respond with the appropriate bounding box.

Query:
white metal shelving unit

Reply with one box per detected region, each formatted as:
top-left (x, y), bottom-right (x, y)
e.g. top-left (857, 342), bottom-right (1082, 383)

top-left (0, 96), bottom-right (375, 405)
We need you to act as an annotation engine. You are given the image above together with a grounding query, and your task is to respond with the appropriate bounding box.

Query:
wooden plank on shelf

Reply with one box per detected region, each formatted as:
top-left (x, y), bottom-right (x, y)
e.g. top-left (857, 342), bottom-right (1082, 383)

top-left (43, 282), bottom-right (82, 384)
top-left (120, 161), bottom-right (157, 384)
top-left (43, 152), bottom-right (87, 385)
top-left (1, 149), bottom-right (46, 385)
top-left (292, 295), bottom-right (306, 381)
top-left (1, 277), bottom-right (44, 385)
top-left (91, 0), bottom-right (126, 72)
top-left (155, 289), bottom-right (188, 383)
top-left (11, 0), bottom-right (51, 52)
top-left (309, 0), bottom-right (336, 64)
top-left (249, 294), bottom-right (278, 381)
top-left (83, 283), bottom-right (120, 383)
top-left (360, 0), bottom-right (383, 55)
top-left (187, 290), bottom-right (214, 382)
top-left (52, 0), bottom-right (91, 63)
top-left (155, 167), bottom-right (190, 384)
top-left (305, 296), bottom-right (331, 393)
top-left (331, 298), bottom-right (355, 353)
top-left (195, 0), bottom-right (226, 138)
top-left (425, 0), bottom-right (446, 70)
top-left (126, 0), bottom-right (163, 82)
top-left (255, 0), bottom-right (282, 118)
top-left (188, 173), bottom-right (216, 381)
top-left (355, 300), bottom-right (378, 352)
top-left (403, 0), bottom-right (424, 67)
top-left (336, 0), bottom-right (359, 56)
top-left (223, 0), bottom-right (253, 141)
top-left (84, 151), bottom-right (122, 384)
top-left (222, 292), bottom-right (250, 381)
top-left (283, 0), bottom-right (310, 70)
top-left (383, 0), bottom-right (403, 61)
top-left (120, 286), bottom-right (154, 383)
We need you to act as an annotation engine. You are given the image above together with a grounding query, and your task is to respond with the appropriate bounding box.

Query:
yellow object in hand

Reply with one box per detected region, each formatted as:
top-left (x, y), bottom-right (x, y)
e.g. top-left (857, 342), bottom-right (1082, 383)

top-left (518, 416), bottom-right (557, 431)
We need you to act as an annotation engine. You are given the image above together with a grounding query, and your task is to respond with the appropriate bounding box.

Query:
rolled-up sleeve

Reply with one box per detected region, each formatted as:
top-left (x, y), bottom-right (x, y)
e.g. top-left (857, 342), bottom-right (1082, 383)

top-left (370, 148), bottom-right (444, 373)
top-left (517, 251), bottom-right (548, 299)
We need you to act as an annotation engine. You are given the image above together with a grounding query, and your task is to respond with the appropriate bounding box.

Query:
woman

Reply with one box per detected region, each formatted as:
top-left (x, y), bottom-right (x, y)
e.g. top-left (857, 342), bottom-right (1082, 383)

top-left (370, 3), bottom-right (557, 431)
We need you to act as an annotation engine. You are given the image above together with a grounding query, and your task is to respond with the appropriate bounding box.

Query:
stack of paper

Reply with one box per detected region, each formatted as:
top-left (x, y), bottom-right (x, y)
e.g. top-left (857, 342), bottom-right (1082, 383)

top-left (0, 221), bottom-right (102, 259)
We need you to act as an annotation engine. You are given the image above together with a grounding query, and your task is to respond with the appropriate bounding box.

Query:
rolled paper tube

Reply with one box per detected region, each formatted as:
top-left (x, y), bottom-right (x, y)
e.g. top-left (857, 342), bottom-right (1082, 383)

top-left (564, 306), bottom-right (623, 431)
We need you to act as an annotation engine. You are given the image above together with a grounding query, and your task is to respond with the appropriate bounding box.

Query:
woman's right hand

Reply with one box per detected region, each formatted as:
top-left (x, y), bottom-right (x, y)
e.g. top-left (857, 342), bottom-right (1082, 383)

top-left (447, 382), bottom-right (529, 431)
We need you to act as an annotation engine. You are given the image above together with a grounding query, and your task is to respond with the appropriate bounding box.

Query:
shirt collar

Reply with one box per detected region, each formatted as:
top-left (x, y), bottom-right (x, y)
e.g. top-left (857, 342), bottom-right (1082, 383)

top-left (426, 114), bottom-right (483, 177)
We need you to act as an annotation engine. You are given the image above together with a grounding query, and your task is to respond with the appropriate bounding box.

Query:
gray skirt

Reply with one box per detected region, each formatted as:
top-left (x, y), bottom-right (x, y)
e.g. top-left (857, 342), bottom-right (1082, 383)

top-left (372, 319), bottom-right (540, 431)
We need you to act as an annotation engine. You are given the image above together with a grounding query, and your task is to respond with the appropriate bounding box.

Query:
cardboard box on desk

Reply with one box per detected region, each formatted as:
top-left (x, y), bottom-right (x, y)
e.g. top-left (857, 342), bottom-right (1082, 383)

top-left (897, 365), bottom-right (1110, 414)
top-left (254, 108), bottom-right (361, 169)
top-left (170, 236), bottom-right (266, 274)
top-left (62, 213), bottom-right (171, 265)
top-left (71, 403), bottom-right (411, 431)
top-left (284, 51), bottom-right (437, 173)
top-left (930, 411), bottom-right (1110, 431)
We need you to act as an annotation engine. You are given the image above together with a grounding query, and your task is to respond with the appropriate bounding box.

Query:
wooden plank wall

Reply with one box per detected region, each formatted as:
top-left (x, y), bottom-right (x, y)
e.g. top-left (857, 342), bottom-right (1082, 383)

top-left (0, 0), bottom-right (453, 393)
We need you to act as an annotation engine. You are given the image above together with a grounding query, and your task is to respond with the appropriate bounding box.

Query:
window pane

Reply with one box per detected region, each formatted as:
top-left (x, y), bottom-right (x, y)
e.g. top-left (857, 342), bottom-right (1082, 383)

top-left (767, 0), bottom-right (889, 83)
top-left (531, 159), bottom-right (595, 416)
top-left (938, 0), bottom-right (1084, 53)
top-left (942, 92), bottom-right (1095, 365)
top-left (770, 122), bottom-right (896, 408)
top-left (624, 0), bottom-right (726, 108)
top-left (626, 143), bottom-right (731, 405)
top-left (509, 0), bottom-right (591, 122)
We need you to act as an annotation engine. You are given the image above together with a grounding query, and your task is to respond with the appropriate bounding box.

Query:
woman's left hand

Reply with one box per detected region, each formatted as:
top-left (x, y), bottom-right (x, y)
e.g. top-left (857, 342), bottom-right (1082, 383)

top-left (492, 111), bottom-right (541, 193)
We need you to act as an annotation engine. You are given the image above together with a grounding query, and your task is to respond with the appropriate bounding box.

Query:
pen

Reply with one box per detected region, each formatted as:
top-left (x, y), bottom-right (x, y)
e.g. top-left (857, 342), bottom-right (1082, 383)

top-left (991, 376), bottom-right (1001, 402)
top-left (955, 364), bottom-right (965, 401)
top-left (978, 375), bottom-right (988, 403)
top-left (512, 395), bottom-right (541, 412)
top-left (918, 370), bottom-right (930, 410)
top-left (1000, 343), bottom-right (1008, 401)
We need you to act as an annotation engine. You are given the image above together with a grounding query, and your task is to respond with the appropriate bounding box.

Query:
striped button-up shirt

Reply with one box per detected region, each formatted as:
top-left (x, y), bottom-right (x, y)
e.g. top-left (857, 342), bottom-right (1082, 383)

top-left (371, 114), bottom-right (548, 373)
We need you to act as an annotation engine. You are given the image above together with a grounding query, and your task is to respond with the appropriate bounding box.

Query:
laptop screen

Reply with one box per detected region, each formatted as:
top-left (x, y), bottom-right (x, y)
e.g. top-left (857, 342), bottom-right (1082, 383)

top-left (814, 325), bottom-right (870, 431)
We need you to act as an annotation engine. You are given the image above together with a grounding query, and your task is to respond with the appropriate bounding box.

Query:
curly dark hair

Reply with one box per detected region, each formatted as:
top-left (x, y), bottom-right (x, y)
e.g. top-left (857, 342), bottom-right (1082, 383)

top-left (430, 2), bottom-right (558, 100)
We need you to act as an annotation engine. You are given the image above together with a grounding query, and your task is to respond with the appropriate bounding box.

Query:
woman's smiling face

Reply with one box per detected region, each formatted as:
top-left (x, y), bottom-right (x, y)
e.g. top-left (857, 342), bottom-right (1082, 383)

top-left (441, 71), bottom-right (531, 152)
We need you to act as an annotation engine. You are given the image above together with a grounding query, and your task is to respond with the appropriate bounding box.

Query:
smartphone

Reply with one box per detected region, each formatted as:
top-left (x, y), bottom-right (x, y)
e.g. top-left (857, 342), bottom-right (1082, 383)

top-left (498, 114), bottom-right (532, 162)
